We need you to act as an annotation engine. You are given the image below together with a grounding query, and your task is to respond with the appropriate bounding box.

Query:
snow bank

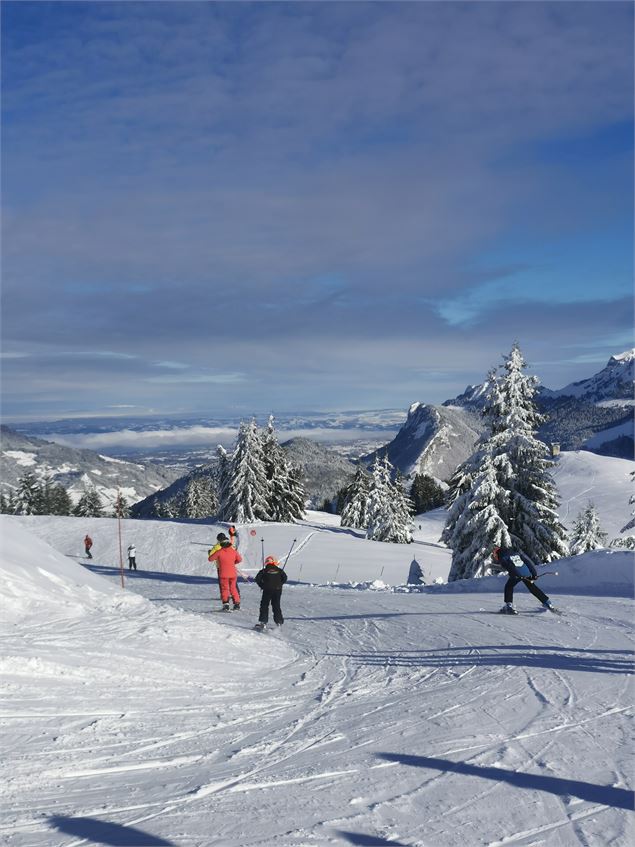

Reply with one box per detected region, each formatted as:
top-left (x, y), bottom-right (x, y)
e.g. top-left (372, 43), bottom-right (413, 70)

top-left (0, 516), bottom-right (295, 671)
top-left (0, 515), bottom-right (144, 625)
top-left (424, 549), bottom-right (634, 599)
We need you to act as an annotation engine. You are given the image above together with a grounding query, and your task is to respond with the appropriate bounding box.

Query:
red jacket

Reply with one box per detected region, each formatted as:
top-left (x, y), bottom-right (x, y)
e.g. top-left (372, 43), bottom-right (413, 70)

top-left (209, 542), bottom-right (242, 579)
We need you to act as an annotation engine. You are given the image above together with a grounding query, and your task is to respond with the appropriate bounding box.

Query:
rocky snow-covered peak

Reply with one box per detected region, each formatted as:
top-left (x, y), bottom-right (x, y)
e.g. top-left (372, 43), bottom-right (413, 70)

top-left (546, 349), bottom-right (634, 403)
top-left (363, 404), bottom-right (486, 482)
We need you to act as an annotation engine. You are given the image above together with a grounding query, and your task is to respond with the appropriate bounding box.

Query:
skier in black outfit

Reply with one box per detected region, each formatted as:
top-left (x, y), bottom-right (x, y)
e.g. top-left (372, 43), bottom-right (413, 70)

top-left (491, 546), bottom-right (558, 614)
top-left (254, 555), bottom-right (287, 630)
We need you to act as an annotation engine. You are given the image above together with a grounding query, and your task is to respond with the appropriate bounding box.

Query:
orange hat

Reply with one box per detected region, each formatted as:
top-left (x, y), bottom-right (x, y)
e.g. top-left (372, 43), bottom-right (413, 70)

top-left (264, 556), bottom-right (279, 566)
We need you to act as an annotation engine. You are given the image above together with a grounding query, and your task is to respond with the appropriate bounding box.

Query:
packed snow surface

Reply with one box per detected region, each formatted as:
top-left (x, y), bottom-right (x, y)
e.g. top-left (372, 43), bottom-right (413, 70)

top-left (1, 508), bottom-right (633, 847)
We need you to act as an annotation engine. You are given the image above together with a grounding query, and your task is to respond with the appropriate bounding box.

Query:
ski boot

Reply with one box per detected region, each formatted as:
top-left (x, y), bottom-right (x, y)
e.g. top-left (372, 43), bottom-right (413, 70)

top-left (254, 622), bottom-right (266, 631)
top-left (499, 603), bottom-right (518, 615)
top-left (542, 601), bottom-right (562, 615)
top-left (222, 603), bottom-right (231, 612)
top-left (233, 603), bottom-right (240, 611)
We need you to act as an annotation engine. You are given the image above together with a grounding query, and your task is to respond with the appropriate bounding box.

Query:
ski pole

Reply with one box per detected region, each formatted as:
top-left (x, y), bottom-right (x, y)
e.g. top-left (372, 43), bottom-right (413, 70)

top-left (282, 538), bottom-right (297, 570)
top-left (261, 538), bottom-right (265, 565)
top-left (535, 571), bottom-right (559, 579)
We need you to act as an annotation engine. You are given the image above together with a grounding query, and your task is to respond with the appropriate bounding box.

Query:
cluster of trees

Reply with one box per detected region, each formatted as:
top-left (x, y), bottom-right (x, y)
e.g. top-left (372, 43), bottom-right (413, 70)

top-left (152, 417), bottom-right (306, 524)
top-left (339, 457), bottom-right (414, 543)
top-left (152, 474), bottom-right (217, 520)
top-left (442, 344), bottom-right (569, 581)
top-left (217, 417), bottom-right (305, 523)
top-left (1, 471), bottom-right (73, 516)
top-left (409, 473), bottom-right (445, 513)
top-left (1, 471), bottom-right (129, 518)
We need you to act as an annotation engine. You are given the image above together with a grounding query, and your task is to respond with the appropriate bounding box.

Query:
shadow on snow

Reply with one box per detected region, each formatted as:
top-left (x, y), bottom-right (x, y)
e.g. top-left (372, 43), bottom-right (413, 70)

top-left (376, 753), bottom-right (635, 811)
top-left (48, 815), bottom-right (174, 846)
top-left (331, 644), bottom-right (634, 675)
top-left (334, 831), bottom-right (410, 845)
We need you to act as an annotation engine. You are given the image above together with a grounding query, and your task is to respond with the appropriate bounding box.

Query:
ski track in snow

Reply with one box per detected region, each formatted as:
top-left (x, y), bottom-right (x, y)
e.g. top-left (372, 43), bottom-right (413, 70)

top-left (1, 519), bottom-right (633, 847)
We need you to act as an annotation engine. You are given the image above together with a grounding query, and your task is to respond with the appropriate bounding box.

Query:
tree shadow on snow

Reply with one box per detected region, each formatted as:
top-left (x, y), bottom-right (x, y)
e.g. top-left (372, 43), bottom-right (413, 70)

top-left (48, 816), bottom-right (174, 846)
top-left (334, 831), bottom-right (409, 845)
top-left (333, 644), bottom-right (634, 675)
top-left (82, 564), bottom-right (211, 585)
top-left (375, 754), bottom-right (635, 811)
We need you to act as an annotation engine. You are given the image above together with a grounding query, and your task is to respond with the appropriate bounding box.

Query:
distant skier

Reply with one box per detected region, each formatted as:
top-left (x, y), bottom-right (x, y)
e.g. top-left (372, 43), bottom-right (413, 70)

top-left (84, 534), bottom-right (93, 559)
top-left (127, 544), bottom-right (137, 571)
top-left (491, 546), bottom-right (558, 615)
top-left (228, 524), bottom-right (237, 548)
top-left (407, 559), bottom-right (424, 585)
top-left (208, 536), bottom-right (243, 611)
top-left (254, 555), bottom-right (287, 630)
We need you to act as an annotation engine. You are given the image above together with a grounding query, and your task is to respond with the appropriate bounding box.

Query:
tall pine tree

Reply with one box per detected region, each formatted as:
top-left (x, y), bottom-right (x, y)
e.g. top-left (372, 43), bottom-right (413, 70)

top-left (443, 344), bottom-right (568, 580)
top-left (14, 471), bottom-right (42, 515)
top-left (261, 417), bottom-right (305, 522)
top-left (340, 465), bottom-right (371, 530)
top-left (224, 420), bottom-right (269, 523)
top-left (74, 486), bottom-right (104, 518)
top-left (365, 456), bottom-right (413, 543)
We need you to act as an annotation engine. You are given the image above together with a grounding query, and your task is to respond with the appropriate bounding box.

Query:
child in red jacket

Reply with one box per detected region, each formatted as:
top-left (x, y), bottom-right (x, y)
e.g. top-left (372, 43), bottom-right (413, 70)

top-left (209, 538), bottom-right (243, 611)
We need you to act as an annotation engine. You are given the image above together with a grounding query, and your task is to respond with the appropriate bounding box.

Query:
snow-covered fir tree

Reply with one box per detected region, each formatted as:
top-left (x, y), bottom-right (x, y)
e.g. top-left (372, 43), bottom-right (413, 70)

top-left (442, 448), bottom-right (510, 579)
top-left (224, 420), bottom-right (270, 523)
top-left (340, 465), bottom-right (371, 529)
top-left (443, 344), bottom-right (568, 581)
top-left (184, 475), bottom-right (216, 519)
top-left (410, 473), bottom-right (445, 514)
top-left (39, 473), bottom-right (72, 516)
top-left (285, 465), bottom-right (307, 521)
top-left (48, 484), bottom-right (72, 516)
top-left (14, 471), bottom-right (42, 515)
top-left (261, 416), bottom-right (305, 522)
top-left (152, 499), bottom-right (172, 519)
top-left (215, 445), bottom-right (232, 520)
top-left (365, 456), bottom-right (413, 544)
top-left (73, 486), bottom-right (104, 518)
top-left (569, 502), bottom-right (608, 554)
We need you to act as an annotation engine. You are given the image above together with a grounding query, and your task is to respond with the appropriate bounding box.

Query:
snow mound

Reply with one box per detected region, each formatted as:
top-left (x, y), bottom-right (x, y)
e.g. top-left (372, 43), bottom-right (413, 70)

top-left (0, 515), bottom-right (145, 625)
top-left (0, 516), bottom-right (295, 672)
top-left (426, 549), bottom-right (634, 598)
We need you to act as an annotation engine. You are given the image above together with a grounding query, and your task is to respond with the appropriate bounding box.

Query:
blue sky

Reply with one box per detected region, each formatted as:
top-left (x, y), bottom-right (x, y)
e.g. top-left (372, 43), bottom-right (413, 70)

top-left (1, 1), bottom-right (633, 421)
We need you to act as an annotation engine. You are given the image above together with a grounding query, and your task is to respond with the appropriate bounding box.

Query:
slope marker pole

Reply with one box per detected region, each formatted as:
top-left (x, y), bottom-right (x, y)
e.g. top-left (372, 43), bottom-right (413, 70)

top-left (116, 490), bottom-right (125, 590)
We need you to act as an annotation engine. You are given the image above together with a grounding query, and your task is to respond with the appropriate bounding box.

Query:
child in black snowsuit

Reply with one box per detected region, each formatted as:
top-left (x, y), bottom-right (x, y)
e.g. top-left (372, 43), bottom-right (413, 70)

top-left (254, 556), bottom-right (287, 629)
top-left (491, 546), bottom-right (558, 614)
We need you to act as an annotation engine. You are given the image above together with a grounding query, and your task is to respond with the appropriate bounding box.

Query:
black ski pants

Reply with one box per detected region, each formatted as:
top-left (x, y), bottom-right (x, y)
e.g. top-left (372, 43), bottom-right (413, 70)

top-left (504, 575), bottom-right (549, 605)
top-left (128, 557), bottom-right (136, 570)
top-left (259, 589), bottom-right (284, 625)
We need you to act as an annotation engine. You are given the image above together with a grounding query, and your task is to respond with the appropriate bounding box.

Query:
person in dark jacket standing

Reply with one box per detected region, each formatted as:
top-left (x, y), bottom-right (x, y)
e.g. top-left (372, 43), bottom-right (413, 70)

top-left (491, 546), bottom-right (558, 614)
top-left (254, 555), bottom-right (287, 630)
